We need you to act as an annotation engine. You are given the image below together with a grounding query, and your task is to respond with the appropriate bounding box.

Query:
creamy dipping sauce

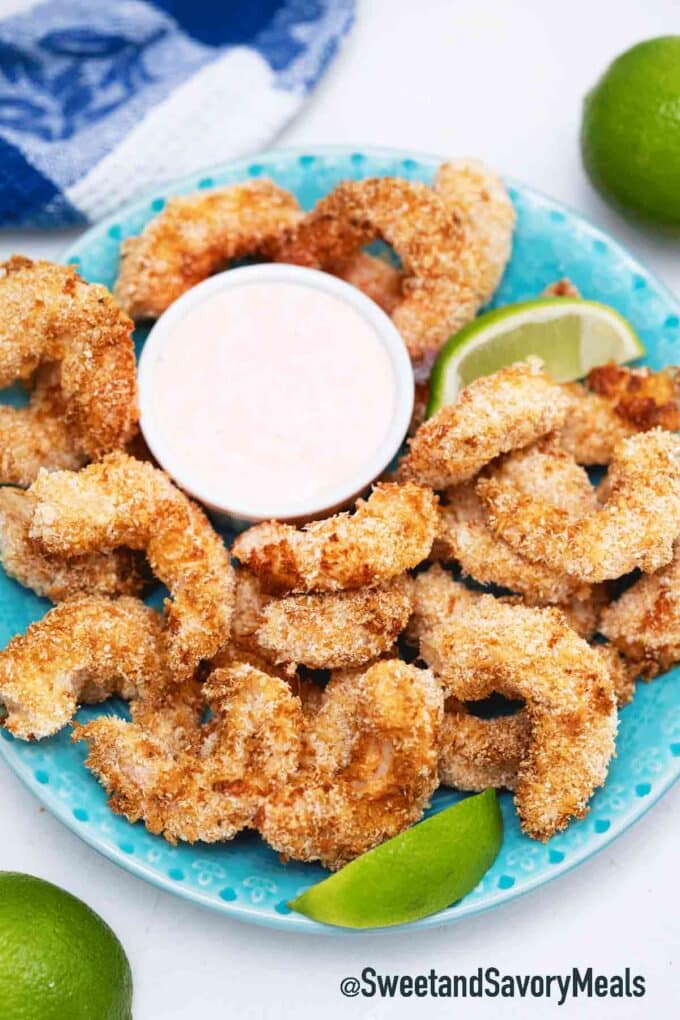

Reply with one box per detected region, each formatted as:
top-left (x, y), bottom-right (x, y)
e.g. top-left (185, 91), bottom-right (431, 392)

top-left (146, 279), bottom-right (399, 515)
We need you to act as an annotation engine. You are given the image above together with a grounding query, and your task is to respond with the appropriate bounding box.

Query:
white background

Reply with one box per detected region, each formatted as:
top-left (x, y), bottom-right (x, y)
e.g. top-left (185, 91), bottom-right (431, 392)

top-left (1, 1), bottom-right (679, 1017)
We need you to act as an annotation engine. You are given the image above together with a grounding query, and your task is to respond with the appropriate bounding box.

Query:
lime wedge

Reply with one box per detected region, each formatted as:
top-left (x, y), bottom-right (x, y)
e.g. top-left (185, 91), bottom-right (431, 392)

top-left (427, 298), bottom-right (644, 415)
top-left (288, 789), bottom-right (503, 929)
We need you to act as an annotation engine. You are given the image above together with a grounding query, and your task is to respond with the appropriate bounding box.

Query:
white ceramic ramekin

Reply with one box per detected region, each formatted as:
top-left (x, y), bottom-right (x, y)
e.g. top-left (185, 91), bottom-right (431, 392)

top-left (137, 263), bottom-right (414, 527)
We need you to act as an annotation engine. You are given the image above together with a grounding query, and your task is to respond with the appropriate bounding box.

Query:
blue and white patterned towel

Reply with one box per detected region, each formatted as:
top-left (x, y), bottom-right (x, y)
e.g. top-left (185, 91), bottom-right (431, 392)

top-left (0, 0), bottom-right (354, 227)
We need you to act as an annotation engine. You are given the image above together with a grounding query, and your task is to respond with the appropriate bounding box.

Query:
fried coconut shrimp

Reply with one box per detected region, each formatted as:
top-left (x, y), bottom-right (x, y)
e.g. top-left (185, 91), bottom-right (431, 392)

top-left (433, 158), bottom-right (515, 306)
top-left (420, 597), bottom-right (617, 841)
top-left (0, 596), bottom-right (167, 740)
top-left (114, 180), bottom-right (302, 319)
top-left (77, 660), bottom-right (303, 843)
top-left (439, 700), bottom-right (529, 792)
top-left (0, 365), bottom-right (85, 487)
top-left (599, 548), bottom-right (680, 680)
top-left (434, 482), bottom-right (590, 605)
top-left (232, 482), bottom-right (438, 595)
top-left (255, 578), bottom-right (412, 670)
top-left (257, 660), bottom-right (443, 869)
top-left (404, 563), bottom-right (477, 645)
top-left (0, 257), bottom-right (137, 482)
top-left (270, 177), bottom-right (479, 377)
top-left (330, 251), bottom-right (402, 315)
top-left (479, 430), bottom-right (680, 582)
top-left (399, 358), bottom-right (569, 489)
top-left (559, 364), bottom-right (680, 465)
top-left (28, 453), bottom-right (234, 674)
top-left (0, 487), bottom-right (148, 602)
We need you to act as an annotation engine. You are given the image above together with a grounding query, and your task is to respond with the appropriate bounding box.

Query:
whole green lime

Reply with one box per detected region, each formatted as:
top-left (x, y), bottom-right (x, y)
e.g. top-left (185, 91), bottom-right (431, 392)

top-left (0, 872), bottom-right (132, 1020)
top-left (581, 36), bottom-right (680, 228)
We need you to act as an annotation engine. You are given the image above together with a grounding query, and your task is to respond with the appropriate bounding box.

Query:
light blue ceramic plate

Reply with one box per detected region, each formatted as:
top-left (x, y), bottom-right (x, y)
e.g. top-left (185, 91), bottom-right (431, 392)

top-left (1, 147), bottom-right (679, 933)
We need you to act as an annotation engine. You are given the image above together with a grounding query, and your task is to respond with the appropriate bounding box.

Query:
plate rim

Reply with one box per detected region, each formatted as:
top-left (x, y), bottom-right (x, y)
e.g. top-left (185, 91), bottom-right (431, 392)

top-left (2, 142), bottom-right (678, 934)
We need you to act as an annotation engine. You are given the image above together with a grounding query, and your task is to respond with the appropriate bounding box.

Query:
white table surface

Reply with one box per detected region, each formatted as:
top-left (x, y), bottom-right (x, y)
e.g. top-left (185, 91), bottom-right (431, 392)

top-left (0, 2), bottom-right (678, 1017)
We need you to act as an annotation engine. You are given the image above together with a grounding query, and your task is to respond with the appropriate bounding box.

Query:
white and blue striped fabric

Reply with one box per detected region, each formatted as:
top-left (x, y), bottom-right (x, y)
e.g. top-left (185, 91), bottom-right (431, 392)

top-left (0, 0), bottom-right (354, 227)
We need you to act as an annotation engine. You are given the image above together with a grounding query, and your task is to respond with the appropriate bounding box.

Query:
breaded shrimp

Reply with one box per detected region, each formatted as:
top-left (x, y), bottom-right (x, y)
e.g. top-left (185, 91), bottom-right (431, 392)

top-left (599, 547), bottom-right (680, 679)
top-left (420, 597), bottom-right (618, 841)
top-left (398, 358), bottom-right (569, 489)
top-left (330, 251), bottom-right (402, 315)
top-left (0, 365), bottom-right (86, 486)
top-left (114, 180), bottom-right (302, 319)
top-left (479, 430), bottom-right (680, 582)
top-left (257, 660), bottom-right (443, 869)
top-left (232, 482), bottom-right (438, 595)
top-left (0, 257), bottom-right (138, 477)
top-left (439, 700), bottom-right (529, 792)
top-left (255, 578), bottom-right (413, 670)
top-left (433, 158), bottom-right (515, 306)
top-left (28, 453), bottom-right (235, 675)
top-left (404, 563), bottom-right (477, 645)
top-left (559, 365), bottom-right (680, 465)
top-left (0, 596), bottom-right (167, 740)
top-left (77, 660), bottom-right (304, 844)
top-left (434, 482), bottom-right (590, 605)
top-left (270, 177), bottom-right (478, 378)
top-left (0, 487), bottom-right (148, 602)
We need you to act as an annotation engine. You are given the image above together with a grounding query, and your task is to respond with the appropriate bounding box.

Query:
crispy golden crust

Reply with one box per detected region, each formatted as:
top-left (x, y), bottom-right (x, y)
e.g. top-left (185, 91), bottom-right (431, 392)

top-left (270, 177), bottom-right (477, 378)
top-left (439, 700), bottom-right (529, 792)
top-left (559, 365), bottom-right (680, 466)
top-left (114, 180), bottom-right (302, 319)
top-left (404, 563), bottom-right (477, 645)
top-left (434, 482), bottom-right (590, 604)
top-left (399, 359), bottom-right (569, 489)
top-left (479, 430), bottom-right (680, 582)
top-left (77, 661), bottom-right (303, 844)
top-left (257, 660), bottom-right (443, 869)
top-left (28, 453), bottom-right (234, 675)
top-left (599, 548), bottom-right (680, 680)
top-left (0, 257), bottom-right (138, 474)
top-left (420, 597), bottom-right (618, 841)
top-left (255, 578), bottom-right (413, 670)
top-left (0, 487), bottom-right (148, 602)
top-left (232, 482), bottom-right (438, 595)
top-left (330, 251), bottom-right (403, 315)
top-left (0, 365), bottom-right (86, 486)
top-left (594, 643), bottom-right (637, 707)
top-left (330, 159), bottom-right (514, 325)
top-left (0, 596), bottom-right (167, 740)
top-left (559, 382), bottom-right (637, 465)
top-left (433, 158), bottom-right (515, 306)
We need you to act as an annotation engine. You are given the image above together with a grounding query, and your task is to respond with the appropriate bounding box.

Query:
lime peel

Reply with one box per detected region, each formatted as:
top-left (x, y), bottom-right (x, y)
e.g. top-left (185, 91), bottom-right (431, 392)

top-left (427, 297), bottom-right (643, 416)
top-left (288, 789), bottom-right (503, 929)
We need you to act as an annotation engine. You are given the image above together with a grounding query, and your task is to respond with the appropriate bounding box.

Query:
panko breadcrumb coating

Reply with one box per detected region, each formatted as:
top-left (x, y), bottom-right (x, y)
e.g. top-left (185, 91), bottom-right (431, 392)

top-left (270, 177), bottom-right (478, 378)
top-left (439, 701), bottom-right (529, 792)
top-left (77, 660), bottom-right (303, 844)
top-left (255, 578), bottom-right (413, 670)
top-left (479, 430), bottom-right (680, 582)
top-left (114, 180), bottom-right (302, 319)
top-left (0, 596), bottom-right (167, 740)
top-left (599, 548), bottom-right (680, 680)
top-left (330, 251), bottom-right (402, 315)
top-left (404, 563), bottom-right (477, 645)
top-left (0, 487), bottom-right (148, 602)
top-left (399, 358), bottom-right (569, 489)
top-left (257, 660), bottom-right (443, 870)
top-left (28, 453), bottom-right (234, 675)
top-left (434, 482), bottom-right (590, 605)
top-left (232, 482), bottom-right (438, 594)
top-left (420, 597), bottom-right (618, 841)
top-left (559, 365), bottom-right (680, 465)
top-left (0, 365), bottom-right (86, 486)
top-left (433, 158), bottom-right (515, 307)
top-left (0, 257), bottom-right (138, 479)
